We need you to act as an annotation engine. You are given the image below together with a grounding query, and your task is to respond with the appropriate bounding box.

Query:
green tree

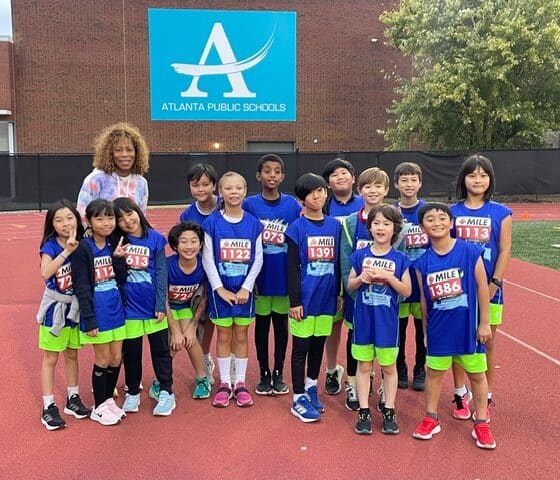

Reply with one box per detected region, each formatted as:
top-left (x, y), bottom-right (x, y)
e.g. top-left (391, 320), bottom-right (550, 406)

top-left (380, 0), bottom-right (560, 150)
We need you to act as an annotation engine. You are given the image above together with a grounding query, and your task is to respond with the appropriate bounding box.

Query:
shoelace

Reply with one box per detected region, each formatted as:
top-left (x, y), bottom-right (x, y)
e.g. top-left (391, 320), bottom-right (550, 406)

top-left (453, 394), bottom-right (465, 409)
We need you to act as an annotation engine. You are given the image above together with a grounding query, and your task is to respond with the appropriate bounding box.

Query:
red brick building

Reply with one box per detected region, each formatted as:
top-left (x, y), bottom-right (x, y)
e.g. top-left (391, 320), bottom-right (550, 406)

top-left (7, 0), bottom-right (408, 153)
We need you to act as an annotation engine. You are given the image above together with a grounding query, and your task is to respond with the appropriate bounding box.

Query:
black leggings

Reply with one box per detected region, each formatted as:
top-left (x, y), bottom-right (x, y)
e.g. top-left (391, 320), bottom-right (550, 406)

top-left (123, 328), bottom-right (173, 395)
top-left (346, 329), bottom-right (358, 377)
top-left (255, 312), bottom-right (289, 374)
top-left (397, 316), bottom-right (426, 368)
top-left (291, 335), bottom-right (327, 394)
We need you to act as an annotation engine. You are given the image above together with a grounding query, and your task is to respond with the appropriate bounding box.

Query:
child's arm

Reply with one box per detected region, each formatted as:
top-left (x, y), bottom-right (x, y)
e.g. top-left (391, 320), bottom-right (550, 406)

top-left (347, 266), bottom-right (364, 293)
top-left (154, 248), bottom-right (168, 321)
top-left (238, 233), bottom-right (264, 304)
top-left (287, 237), bottom-right (303, 320)
top-left (40, 228), bottom-right (79, 280)
top-left (371, 267), bottom-right (412, 297)
top-left (201, 231), bottom-right (236, 305)
top-left (489, 215), bottom-right (512, 299)
top-left (474, 256), bottom-right (491, 343)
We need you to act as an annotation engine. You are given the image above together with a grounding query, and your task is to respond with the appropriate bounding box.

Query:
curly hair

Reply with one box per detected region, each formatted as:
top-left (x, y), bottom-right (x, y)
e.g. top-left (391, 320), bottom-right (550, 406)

top-left (93, 122), bottom-right (150, 175)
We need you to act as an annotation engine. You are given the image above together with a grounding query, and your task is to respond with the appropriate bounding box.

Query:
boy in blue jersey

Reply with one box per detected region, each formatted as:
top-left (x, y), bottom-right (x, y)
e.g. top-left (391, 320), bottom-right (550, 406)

top-left (322, 158), bottom-right (363, 396)
top-left (244, 154), bottom-right (301, 395)
top-left (286, 173), bottom-right (341, 422)
top-left (394, 162), bottom-right (428, 391)
top-left (412, 203), bottom-right (496, 450)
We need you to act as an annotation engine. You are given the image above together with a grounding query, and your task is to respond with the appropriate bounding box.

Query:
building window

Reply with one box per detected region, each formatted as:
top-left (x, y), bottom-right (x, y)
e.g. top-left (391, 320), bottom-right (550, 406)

top-left (0, 121), bottom-right (15, 153)
top-left (246, 141), bottom-right (295, 153)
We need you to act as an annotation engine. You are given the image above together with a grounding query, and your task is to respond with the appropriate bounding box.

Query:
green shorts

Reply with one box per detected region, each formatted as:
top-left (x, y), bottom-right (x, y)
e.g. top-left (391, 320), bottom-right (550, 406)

top-left (489, 303), bottom-right (503, 326)
top-left (80, 325), bottom-right (126, 345)
top-left (255, 296), bottom-right (289, 315)
top-left (171, 307), bottom-right (194, 321)
top-left (333, 310), bottom-right (344, 323)
top-left (351, 345), bottom-right (398, 365)
top-left (290, 315), bottom-right (334, 338)
top-left (124, 318), bottom-right (169, 339)
top-left (38, 325), bottom-right (81, 352)
top-left (399, 302), bottom-right (422, 319)
top-left (427, 353), bottom-right (487, 373)
top-left (212, 317), bottom-right (254, 328)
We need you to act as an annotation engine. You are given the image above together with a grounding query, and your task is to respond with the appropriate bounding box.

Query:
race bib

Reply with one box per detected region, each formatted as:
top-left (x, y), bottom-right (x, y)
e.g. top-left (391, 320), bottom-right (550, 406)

top-left (124, 245), bottom-right (150, 270)
top-left (168, 284), bottom-right (199, 303)
top-left (455, 216), bottom-right (491, 243)
top-left (404, 225), bottom-right (429, 249)
top-left (220, 239), bottom-right (251, 262)
top-left (94, 256), bottom-right (115, 283)
top-left (427, 268), bottom-right (464, 301)
top-left (355, 239), bottom-right (373, 250)
top-left (55, 263), bottom-right (73, 293)
top-left (307, 236), bottom-right (335, 261)
top-left (261, 220), bottom-right (287, 246)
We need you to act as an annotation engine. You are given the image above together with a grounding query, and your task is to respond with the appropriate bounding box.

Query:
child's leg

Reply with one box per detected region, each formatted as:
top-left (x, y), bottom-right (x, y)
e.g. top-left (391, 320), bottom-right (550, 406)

top-left (92, 343), bottom-right (111, 407)
top-left (485, 325), bottom-right (498, 396)
top-left (106, 341), bottom-right (123, 401)
top-left (452, 362), bottom-right (468, 392)
top-left (413, 317), bottom-right (426, 369)
top-left (425, 367), bottom-right (446, 415)
top-left (215, 325), bottom-right (232, 385)
top-left (122, 337), bottom-right (143, 395)
top-left (381, 363), bottom-right (397, 409)
top-left (325, 319), bottom-right (342, 370)
top-left (232, 324), bottom-right (249, 383)
top-left (62, 348), bottom-right (79, 396)
top-left (41, 350), bottom-right (59, 406)
top-left (356, 360), bottom-right (373, 408)
top-left (254, 313), bottom-right (271, 373)
top-left (396, 315), bottom-right (409, 367)
top-left (346, 330), bottom-right (357, 381)
top-left (307, 335), bottom-right (327, 382)
top-left (271, 311), bottom-right (289, 374)
top-left (468, 371), bottom-right (490, 421)
top-left (183, 321), bottom-right (205, 378)
top-left (148, 329), bottom-right (173, 394)
top-left (291, 336), bottom-right (311, 396)
top-left (200, 317), bottom-right (214, 355)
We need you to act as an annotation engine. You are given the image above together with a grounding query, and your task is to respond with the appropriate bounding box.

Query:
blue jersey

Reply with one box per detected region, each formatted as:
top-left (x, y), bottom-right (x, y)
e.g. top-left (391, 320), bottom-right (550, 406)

top-left (40, 238), bottom-right (74, 327)
top-left (414, 239), bottom-right (485, 356)
top-left (81, 237), bottom-right (125, 333)
top-left (286, 216), bottom-right (341, 317)
top-left (179, 202), bottom-right (213, 225)
top-left (350, 247), bottom-right (411, 347)
top-left (243, 193), bottom-right (301, 296)
top-left (327, 194), bottom-right (364, 222)
top-left (167, 254), bottom-right (206, 310)
top-left (122, 228), bottom-right (167, 320)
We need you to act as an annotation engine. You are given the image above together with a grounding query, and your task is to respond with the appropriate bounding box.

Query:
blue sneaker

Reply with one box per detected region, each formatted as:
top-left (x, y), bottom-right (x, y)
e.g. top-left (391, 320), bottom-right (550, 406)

top-left (122, 393), bottom-right (140, 413)
top-left (149, 380), bottom-right (160, 401)
top-left (193, 377), bottom-right (211, 399)
top-left (153, 390), bottom-right (176, 416)
top-left (291, 395), bottom-right (320, 423)
top-left (306, 385), bottom-right (325, 413)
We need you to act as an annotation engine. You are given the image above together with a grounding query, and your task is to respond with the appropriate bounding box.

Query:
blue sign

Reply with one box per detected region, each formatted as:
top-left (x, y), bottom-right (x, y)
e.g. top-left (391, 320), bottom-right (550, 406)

top-left (148, 9), bottom-right (297, 121)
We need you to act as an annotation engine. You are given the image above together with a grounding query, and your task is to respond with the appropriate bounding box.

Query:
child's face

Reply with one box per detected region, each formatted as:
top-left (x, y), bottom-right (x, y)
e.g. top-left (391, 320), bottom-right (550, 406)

top-left (53, 207), bottom-right (77, 239)
top-left (189, 174), bottom-right (215, 203)
top-left (369, 212), bottom-right (394, 246)
top-left (88, 211), bottom-right (116, 238)
top-left (112, 138), bottom-right (136, 176)
top-left (117, 209), bottom-right (142, 237)
top-left (464, 166), bottom-right (490, 197)
top-left (219, 175), bottom-right (246, 208)
top-left (359, 182), bottom-right (389, 207)
top-left (395, 174), bottom-right (422, 199)
top-left (257, 161), bottom-right (284, 190)
top-left (328, 167), bottom-right (354, 196)
top-left (421, 209), bottom-right (453, 239)
top-left (303, 186), bottom-right (328, 213)
top-left (176, 230), bottom-right (202, 261)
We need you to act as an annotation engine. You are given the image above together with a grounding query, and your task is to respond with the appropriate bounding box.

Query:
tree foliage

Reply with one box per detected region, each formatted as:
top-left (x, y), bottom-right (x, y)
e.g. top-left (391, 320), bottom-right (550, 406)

top-left (380, 0), bottom-right (560, 150)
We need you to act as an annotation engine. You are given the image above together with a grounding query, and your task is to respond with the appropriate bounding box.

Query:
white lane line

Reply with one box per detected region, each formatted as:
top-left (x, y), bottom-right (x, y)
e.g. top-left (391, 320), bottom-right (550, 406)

top-left (498, 329), bottom-right (560, 366)
top-left (505, 280), bottom-right (560, 303)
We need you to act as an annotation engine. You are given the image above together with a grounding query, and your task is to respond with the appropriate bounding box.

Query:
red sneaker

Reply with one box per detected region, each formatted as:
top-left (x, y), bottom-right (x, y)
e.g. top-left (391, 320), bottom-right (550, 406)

top-left (452, 390), bottom-right (472, 420)
top-left (413, 416), bottom-right (441, 440)
top-left (472, 421), bottom-right (496, 449)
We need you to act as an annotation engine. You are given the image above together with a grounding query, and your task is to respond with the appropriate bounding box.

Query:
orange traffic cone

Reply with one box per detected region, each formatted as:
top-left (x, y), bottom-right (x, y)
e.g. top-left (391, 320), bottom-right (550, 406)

top-left (522, 210), bottom-right (529, 220)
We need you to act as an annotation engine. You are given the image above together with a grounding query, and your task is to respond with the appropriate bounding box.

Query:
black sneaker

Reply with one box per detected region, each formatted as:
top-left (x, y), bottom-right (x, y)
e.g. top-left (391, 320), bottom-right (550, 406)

top-left (64, 394), bottom-right (92, 419)
top-left (255, 370), bottom-right (273, 395)
top-left (272, 370), bottom-right (289, 395)
top-left (325, 364), bottom-right (344, 395)
top-left (345, 382), bottom-right (359, 411)
top-left (381, 407), bottom-right (400, 434)
top-left (355, 409), bottom-right (372, 435)
top-left (397, 363), bottom-right (408, 389)
top-left (41, 403), bottom-right (66, 431)
top-left (412, 365), bottom-right (426, 391)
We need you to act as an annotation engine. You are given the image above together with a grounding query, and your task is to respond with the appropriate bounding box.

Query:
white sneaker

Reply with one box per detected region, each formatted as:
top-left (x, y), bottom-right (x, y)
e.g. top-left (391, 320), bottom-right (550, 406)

top-left (90, 399), bottom-right (121, 426)
top-left (105, 397), bottom-right (126, 418)
top-left (122, 393), bottom-right (140, 413)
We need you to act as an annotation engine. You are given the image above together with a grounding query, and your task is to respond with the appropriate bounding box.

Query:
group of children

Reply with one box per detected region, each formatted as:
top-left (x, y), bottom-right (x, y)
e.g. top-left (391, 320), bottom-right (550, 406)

top-left (37, 153), bottom-right (511, 450)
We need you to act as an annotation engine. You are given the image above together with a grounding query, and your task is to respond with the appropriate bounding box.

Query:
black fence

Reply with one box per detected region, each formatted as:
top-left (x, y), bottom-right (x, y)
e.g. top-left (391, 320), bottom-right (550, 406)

top-left (1, 149), bottom-right (559, 211)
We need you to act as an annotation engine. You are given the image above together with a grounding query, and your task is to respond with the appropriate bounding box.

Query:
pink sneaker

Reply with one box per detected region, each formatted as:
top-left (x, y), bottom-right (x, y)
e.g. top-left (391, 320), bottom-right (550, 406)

top-left (90, 399), bottom-right (121, 426)
top-left (233, 382), bottom-right (254, 407)
top-left (105, 398), bottom-right (126, 418)
top-left (212, 383), bottom-right (232, 408)
top-left (452, 390), bottom-right (472, 420)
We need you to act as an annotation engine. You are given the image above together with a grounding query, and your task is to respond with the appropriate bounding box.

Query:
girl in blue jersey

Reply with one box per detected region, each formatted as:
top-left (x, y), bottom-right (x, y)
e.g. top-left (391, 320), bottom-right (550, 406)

top-left (244, 154), bottom-right (301, 396)
top-left (71, 199), bottom-right (128, 426)
top-left (286, 173), bottom-right (341, 423)
top-left (166, 221), bottom-right (210, 399)
top-left (37, 200), bottom-right (89, 430)
top-left (202, 171), bottom-right (263, 408)
top-left (450, 155), bottom-right (512, 421)
top-left (113, 197), bottom-right (175, 417)
top-left (347, 205), bottom-right (411, 435)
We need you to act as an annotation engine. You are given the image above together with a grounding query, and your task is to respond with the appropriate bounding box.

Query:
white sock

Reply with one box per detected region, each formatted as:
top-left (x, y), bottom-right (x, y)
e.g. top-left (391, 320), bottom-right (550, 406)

top-left (488, 391), bottom-right (493, 400)
top-left (234, 357), bottom-right (248, 384)
top-left (293, 393), bottom-right (305, 402)
top-left (43, 394), bottom-right (54, 409)
top-left (304, 377), bottom-right (317, 390)
top-left (204, 352), bottom-right (211, 361)
top-left (455, 385), bottom-right (468, 397)
top-left (216, 356), bottom-right (232, 386)
top-left (67, 386), bottom-right (79, 399)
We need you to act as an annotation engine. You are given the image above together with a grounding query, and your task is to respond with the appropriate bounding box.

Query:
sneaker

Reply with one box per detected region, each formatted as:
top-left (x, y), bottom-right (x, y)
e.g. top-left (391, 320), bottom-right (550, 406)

top-left (376, 386), bottom-right (385, 412)
top-left (272, 370), bottom-right (289, 395)
top-left (105, 398), bottom-right (126, 419)
top-left (41, 403), bottom-right (66, 431)
top-left (148, 380), bottom-right (161, 401)
top-left (452, 390), bottom-right (473, 420)
top-left (325, 364), bottom-right (344, 395)
top-left (234, 381), bottom-right (254, 407)
top-left (64, 394), bottom-right (91, 419)
top-left (153, 390), bottom-right (176, 416)
top-left (193, 377), bottom-right (211, 399)
top-left (369, 371), bottom-right (375, 397)
top-left (204, 356), bottom-right (216, 385)
top-left (122, 393), bottom-right (141, 413)
top-left (413, 416), bottom-right (441, 440)
top-left (90, 400), bottom-right (121, 426)
top-left (472, 421), bottom-right (497, 449)
top-left (345, 382), bottom-right (360, 411)
top-left (306, 385), bottom-right (325, 413)
top-left (291, 395), bottom-right (320, 423)
top-left (255, 371), bottom-right (273, 395)
top-left (472, 398), bottom-right (495, 422)
top-left (397, 363), bottom-right (408, 389)
top-left (212, 383), bottom-right (232, 408)
top-left (382, 407), bottom-right (400, 434)
top-left (355, 409), bottom-right (372, 435)
top-left (412, 365), bottom-right (426, 391)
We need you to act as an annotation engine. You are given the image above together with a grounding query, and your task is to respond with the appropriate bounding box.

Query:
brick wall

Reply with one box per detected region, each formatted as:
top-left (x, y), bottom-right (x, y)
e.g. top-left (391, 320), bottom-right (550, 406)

top-left (0, 39), bottom-right (14, 115)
